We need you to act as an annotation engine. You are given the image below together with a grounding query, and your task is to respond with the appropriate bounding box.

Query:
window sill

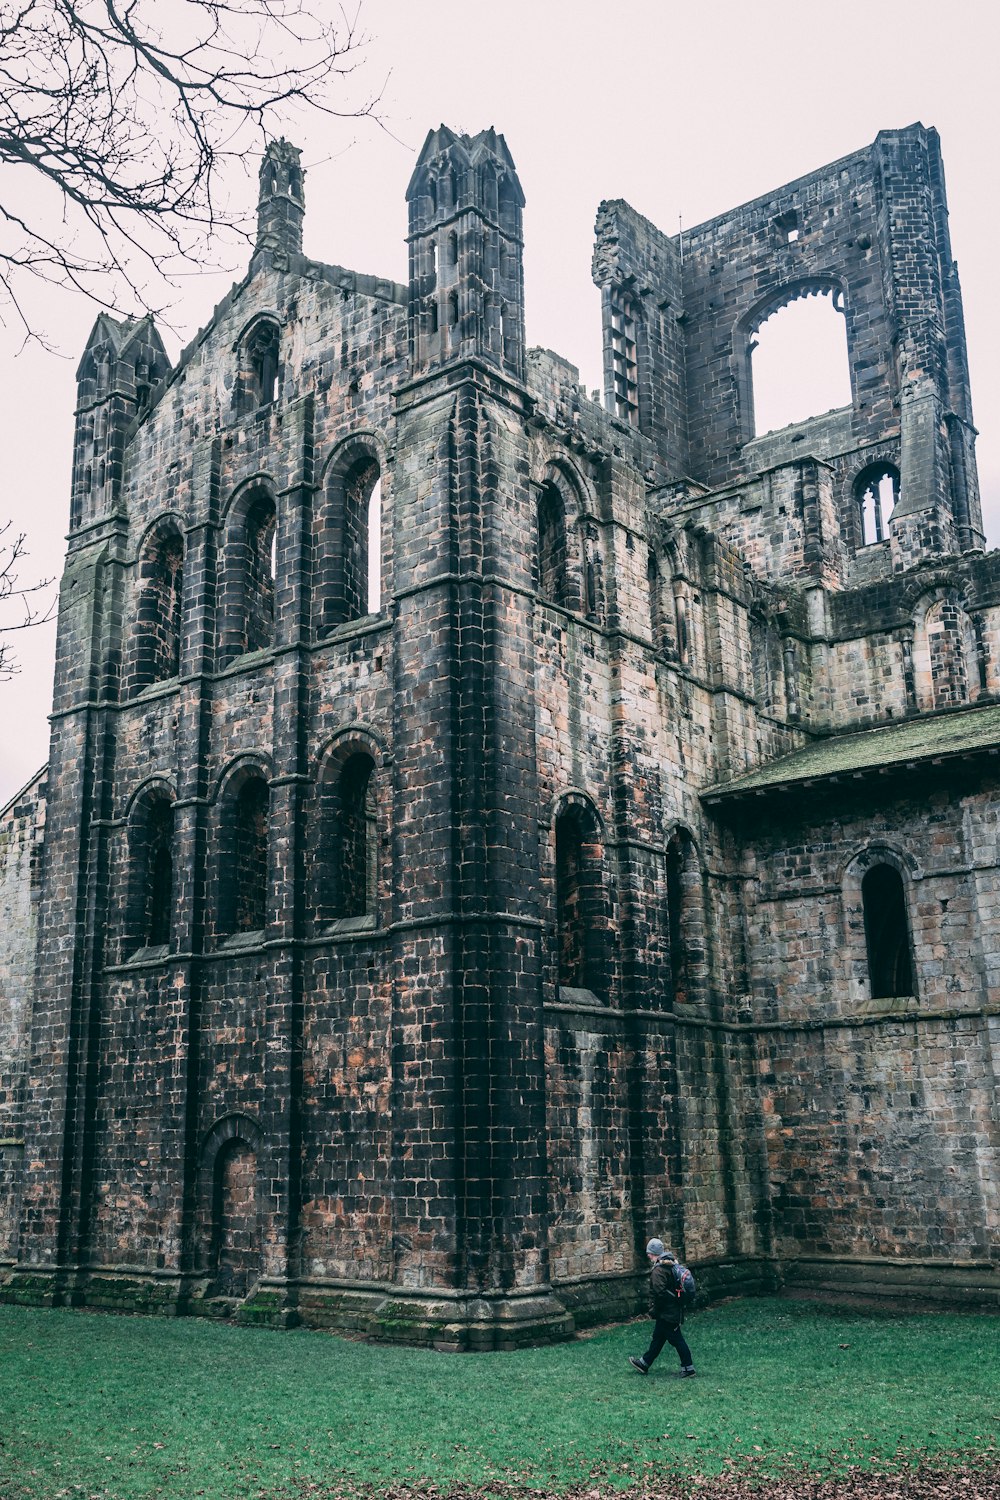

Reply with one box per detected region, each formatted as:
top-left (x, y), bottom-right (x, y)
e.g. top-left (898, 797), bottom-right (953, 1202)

top-left (123, 942), bottom-right (170, 966)
top-left (217, 928), bottom-right (266, 951)
top-left (324, 914), bottom-right (377, 936)
top-left (557, 985), bottom-right (606, 1010)
top-left (857, 993), bottom-right (919, 1016)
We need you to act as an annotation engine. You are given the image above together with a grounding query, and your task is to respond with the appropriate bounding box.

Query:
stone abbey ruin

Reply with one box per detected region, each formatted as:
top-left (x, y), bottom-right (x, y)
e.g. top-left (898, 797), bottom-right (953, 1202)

top-left (1, 123), bottom-right (998, 1348)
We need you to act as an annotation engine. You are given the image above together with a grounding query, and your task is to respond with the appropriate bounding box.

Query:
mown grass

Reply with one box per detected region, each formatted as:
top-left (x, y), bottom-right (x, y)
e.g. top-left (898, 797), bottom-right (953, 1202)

top-left (0, 1297), bottom-right (997, 1499)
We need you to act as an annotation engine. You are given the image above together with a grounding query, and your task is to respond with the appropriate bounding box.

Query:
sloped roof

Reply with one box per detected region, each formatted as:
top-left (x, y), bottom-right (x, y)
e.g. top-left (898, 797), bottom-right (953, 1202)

top-left (702, 702), bottom-right (1000, 803)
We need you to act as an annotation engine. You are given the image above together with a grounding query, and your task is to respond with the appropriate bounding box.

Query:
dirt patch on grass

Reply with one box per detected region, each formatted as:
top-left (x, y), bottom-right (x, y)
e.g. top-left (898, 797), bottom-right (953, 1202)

top-left (283, 1460), bottom-right (1000, 1500)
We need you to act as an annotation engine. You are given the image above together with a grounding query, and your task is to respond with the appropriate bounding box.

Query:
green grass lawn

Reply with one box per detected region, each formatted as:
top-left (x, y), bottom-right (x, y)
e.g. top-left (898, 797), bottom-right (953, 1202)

top-left (0, 1298), bottom-right (997, 1499)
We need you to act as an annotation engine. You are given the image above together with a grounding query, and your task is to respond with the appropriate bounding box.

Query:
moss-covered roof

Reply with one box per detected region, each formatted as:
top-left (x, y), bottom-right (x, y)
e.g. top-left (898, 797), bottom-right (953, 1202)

top-left (703, 702), bottom-right (1000, 802)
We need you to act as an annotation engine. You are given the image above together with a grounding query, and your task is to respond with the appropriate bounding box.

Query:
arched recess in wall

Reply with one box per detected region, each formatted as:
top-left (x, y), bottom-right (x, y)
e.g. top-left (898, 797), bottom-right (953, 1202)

top-left (314, 440), bottom-right (383, 635)
top-left (309, 730), bottom-right (384, 927)
top-left (121, 780), bottom-right (176, 955)
top-left (551, 792), bottom-right (612, 1001)
top-left (739, 278), bottom-right (852, 439)
top-left (534, 462), bottom-right (591, 615)
top-left (912, 588), bottom-right (979, 711)
top-left (854, 461), bottom-right (900, 548)
top-left (234, 315), bottom-right (281, 414)
top-left (842, 845), bottom-right (918, 1005)
top-left (195, 1114), bottom-right (263, 1298)
top-left (664, 825), bottom-right (707, 1007)
top-left (211, 760), bottom-right (272, 940)
top-left (217, 481), bottom-right (278, 667)
top-left (123, 516), bottom-right (185, 697)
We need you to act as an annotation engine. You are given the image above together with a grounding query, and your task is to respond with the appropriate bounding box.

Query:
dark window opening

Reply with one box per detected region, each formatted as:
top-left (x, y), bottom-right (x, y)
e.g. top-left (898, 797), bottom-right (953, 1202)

top-left (127, 524), bottom-right (184, 693)
top-left (773, 210), bottom-right (800, 244)
top-left (862, 863), bottom-right (913, 999)
top-left (144, 800), bottom-right (174, 947)
top-left (448, 231), bottom-right (458, 265)
top-left (537, 484), bottom-right (568, 605)
top-left (234, 778), bottom-right (269, 933)
top-left (315, 454), bottom-right (381, 635)
top-left (555, 805), bottom-right (606, 995)
top-left (666, 829), bottom-right (702, 1005)
top-left (333, 754), bottom-right (377, 920)
top-left (448, 290), bottom-right (459, 328)
top-left (239, 321), bottom-right (280, 412)
top-left (648, 551), bottom-right (663, 647)
top-left (856, 463), bottom-right (900, 547)
top-left (610, 286), bottom-right (639, 425)
top-left (244, 495), bottom-right (277, 654)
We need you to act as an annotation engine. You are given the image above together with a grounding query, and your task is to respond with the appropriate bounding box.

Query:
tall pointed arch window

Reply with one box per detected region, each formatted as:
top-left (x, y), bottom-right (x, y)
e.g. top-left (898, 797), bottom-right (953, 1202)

top-left (862, 864), bottom-right (914, 999)
top-left (124, 519), bottom-right (184, 695)
top-left (218, 488), bottom-right (277, 666)
top-left (315, 451), bottom-right (382, 635)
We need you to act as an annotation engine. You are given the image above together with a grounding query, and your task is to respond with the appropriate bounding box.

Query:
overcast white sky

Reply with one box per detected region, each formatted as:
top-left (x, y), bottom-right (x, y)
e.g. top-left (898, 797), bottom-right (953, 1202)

top-left (2, 0), bottom-right (999, 805)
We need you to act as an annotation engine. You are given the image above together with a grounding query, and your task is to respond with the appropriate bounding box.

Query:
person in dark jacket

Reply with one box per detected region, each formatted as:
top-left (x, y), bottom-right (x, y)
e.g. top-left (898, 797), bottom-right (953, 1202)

top-left (628, 1238), bottom-right (696, 1377)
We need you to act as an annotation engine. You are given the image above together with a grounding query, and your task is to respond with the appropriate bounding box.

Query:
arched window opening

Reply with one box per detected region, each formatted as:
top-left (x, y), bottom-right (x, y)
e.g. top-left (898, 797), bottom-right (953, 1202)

top-left (238, 320), bottom-right (280, 413)
top-left (126, 793), bottom-right (174, 952)
top-left (666, 829), bottom-right (703, 1005)
top-left (231, 777), bottom-right (269, 934)
top-left (924, 596), bottom-right (973, 710)
top-left (144, 798), bottom-right (174, 948)
top-left (245, 494), bottom-right (277, 654)
top-left (448, 290), bottom-right (459, 329)
top-left (210, 1140), bottom-right (260, 1298)
top-left (856, 463), bottom-right (900, 547)
top-left (750, 289), bottom-right (851, 437)
top-left (334, 754), bottom-right (377, 920)
top-left (554, 804), bottom-right (606, 996)
top-left (537, 484), bottom-right (568, 605)
top-left (126, 523), bottom-right (184, 694)
top-left (367, 478), bottom-right (382, 614)
top-left (315, 454), bottom-right (380, 635)
top-left (862, 864), bottom-right (914, 999)
top-left (648, 551), bottom-right (663, 648)
top-left (448, 231), bottom-right (458, 266)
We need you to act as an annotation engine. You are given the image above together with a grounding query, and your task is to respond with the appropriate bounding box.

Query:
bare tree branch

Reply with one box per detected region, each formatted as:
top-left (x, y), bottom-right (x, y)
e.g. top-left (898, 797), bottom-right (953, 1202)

top-left (0, 0), bottom-right (379, 339)
top-left (0, 522), bottom-right (55, 679)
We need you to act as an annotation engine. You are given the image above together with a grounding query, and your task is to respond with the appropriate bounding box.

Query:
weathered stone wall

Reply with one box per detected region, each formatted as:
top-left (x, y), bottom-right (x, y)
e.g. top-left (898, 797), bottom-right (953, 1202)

top-left (3, 122), bottom-right (997, 1338)
top-left (0, 769), bottom-right (45, 1263)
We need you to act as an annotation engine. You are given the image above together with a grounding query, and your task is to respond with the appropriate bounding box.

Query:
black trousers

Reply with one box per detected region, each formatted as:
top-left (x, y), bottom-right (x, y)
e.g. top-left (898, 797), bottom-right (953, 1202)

top-left (642, 1317), bottom-right (693, 1369)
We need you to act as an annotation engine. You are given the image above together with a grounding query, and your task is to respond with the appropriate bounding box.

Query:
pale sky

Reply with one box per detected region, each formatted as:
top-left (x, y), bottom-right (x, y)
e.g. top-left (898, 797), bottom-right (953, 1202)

top-left (2, 0), bottom-right (999, 804)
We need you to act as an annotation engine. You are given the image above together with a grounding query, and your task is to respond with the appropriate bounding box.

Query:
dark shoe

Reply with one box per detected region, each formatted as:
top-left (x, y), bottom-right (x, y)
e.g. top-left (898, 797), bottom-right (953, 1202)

top-left (679, 1365), bottom-right (697, 1377)
top-left (629, 1356), bottom-right (649, 1375)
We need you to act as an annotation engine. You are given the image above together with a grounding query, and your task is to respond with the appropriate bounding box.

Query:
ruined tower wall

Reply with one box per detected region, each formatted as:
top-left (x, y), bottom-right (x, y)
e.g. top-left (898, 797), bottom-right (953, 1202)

top-left (0, 769), bottom-right (46, 1262)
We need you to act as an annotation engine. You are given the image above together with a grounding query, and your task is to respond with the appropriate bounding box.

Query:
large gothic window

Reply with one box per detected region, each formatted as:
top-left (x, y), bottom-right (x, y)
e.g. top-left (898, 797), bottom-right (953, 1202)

top-left (862, 864), bottom-right (914, 999)
top-left (749, 287), bottom-right (851, 436)
top-left (125, 521), bottom-right (184, 695)
top-left (314, 452), bottom-right (382, 635)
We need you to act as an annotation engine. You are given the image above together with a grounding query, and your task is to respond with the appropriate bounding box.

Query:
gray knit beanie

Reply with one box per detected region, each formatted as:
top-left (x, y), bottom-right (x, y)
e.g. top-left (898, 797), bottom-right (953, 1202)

top-left (645, 1238), bottom-right (665, 1257)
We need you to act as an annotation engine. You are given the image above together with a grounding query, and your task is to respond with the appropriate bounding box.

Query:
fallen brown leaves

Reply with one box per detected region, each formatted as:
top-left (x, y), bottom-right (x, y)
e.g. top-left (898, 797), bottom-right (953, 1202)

top-left (279, 1461), bottom-right (1000, 1500)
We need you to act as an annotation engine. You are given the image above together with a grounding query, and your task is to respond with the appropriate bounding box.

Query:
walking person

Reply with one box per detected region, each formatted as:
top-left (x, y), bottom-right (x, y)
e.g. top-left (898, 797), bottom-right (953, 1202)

top-left (628, 1238), bottom-right (696, 1377)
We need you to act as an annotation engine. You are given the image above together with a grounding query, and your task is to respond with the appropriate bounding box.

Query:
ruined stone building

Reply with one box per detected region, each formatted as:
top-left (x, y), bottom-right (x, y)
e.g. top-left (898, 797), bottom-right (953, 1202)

top-left (1, 123), bottom-right (998, 1347)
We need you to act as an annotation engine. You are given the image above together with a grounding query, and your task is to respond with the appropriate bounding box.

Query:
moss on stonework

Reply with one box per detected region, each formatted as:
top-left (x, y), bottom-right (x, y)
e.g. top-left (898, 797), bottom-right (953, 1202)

top-left (707, 701), bottom-right (1000, 798)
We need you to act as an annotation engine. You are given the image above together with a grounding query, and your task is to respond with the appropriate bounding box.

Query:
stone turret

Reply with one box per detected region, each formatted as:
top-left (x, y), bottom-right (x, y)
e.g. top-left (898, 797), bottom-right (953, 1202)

top-left (406, 125), bottom-right (525, 381)
top-left (256, 139), bottom-right (305, 258)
